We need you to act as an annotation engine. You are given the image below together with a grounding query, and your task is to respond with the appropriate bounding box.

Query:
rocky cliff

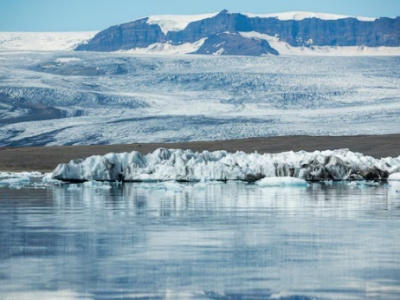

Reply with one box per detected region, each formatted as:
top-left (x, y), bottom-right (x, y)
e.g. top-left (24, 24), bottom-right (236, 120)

top-left (75, 10), bottom-right (400, 56)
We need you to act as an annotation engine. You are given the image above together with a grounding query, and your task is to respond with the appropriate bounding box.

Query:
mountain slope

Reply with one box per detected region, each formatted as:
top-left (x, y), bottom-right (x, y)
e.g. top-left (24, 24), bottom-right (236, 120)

top-left (75, 10), bottom-right (400, 56)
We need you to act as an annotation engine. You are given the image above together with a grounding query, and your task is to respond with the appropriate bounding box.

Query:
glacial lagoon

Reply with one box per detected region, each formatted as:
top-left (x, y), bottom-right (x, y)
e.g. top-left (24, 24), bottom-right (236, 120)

top-left (1, 180), bottom-right (400, 299)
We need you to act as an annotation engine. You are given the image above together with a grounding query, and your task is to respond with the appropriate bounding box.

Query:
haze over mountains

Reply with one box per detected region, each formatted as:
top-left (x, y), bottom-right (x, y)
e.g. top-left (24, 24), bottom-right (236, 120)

top-left (75, 10), bottom-right (400, 56)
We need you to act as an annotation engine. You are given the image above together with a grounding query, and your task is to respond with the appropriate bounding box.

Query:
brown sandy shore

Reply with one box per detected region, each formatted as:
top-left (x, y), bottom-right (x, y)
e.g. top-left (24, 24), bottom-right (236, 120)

top-left (1, 134), bottom-right (399, 173)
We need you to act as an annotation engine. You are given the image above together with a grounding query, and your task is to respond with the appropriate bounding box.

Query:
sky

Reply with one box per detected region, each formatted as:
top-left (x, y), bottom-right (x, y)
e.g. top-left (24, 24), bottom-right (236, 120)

top-left (1, 0), bottom-right (400, 32)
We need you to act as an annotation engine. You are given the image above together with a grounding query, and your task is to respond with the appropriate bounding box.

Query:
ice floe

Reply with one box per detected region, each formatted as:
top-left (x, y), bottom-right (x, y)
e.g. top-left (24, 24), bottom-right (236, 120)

top-left (0, 172), bottom-right (43, 188)
top-left (51, 148), bottom-right (400, 183)
top-left (388, 172), bottom-right (400, 181)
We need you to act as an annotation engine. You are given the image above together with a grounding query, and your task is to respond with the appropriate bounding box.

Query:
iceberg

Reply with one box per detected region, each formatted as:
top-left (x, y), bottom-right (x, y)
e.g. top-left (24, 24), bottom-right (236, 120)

top-left (51, 148), bottom-right (400, 183)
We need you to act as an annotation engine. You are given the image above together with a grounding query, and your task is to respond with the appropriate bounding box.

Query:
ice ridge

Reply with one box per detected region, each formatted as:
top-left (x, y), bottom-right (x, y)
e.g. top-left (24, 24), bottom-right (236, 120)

top-left (51, 148), bottom-right (400, 183)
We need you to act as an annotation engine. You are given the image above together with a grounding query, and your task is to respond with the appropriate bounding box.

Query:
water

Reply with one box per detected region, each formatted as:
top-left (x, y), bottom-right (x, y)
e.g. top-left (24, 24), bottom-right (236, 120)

top-left (1, 181), bottom-right (400, 299)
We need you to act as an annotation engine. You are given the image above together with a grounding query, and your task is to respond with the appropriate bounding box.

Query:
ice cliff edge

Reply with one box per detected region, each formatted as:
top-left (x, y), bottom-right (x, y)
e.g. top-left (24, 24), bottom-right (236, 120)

top-left (51, 148), bottom-right (400, 183)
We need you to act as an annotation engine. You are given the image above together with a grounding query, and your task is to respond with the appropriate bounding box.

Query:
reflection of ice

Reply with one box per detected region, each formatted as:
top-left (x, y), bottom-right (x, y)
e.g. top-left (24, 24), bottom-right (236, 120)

top-left (2, 181), bottom-right (400, 299)
top-left (256, 177), bottom-right (308, 187)
top-left (1, 290), bottom-right (93, 300)
top-left (48, 181), bottom-right (400, 220)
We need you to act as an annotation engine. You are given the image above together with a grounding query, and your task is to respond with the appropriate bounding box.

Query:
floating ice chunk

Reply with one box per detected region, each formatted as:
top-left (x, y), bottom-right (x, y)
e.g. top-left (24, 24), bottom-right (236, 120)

top-left (67, 184), bottom-right (81, 190)
top-left (388, 172), bottom-right (400, 181)
top-left (0, 171), bottom-right (42, 179)
top-left (42, 173), bottom-right (63, 184)
top-left (256, 177), bottom-right (308, 187)
top-left (83, 180), bottom-right (112, 189)
top-left (0, 172), bottom-right (51, 188)
top-left (348, 181), bottom-right (380, 188)
top-left (0, 173), bottom-right (30, 188)
top-left (51, 148), bottom-right (399, 183)
top-left (0, 177), bottom-right (30, 185)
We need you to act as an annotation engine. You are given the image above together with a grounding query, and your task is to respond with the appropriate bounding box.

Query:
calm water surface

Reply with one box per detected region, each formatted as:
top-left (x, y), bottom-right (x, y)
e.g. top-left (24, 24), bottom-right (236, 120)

top-left (1, 181), bottom-right (400, 299)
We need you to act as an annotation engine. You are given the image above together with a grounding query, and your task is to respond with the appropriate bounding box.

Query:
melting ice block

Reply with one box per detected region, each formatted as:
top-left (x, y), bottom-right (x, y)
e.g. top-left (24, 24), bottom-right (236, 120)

top-left (50, 148), bottom-right (400, 183)
top-left (0, 171), bottom-right (43, 188)
top-left (256, 177), bottom-right (308, 187)
top-left (388, 172), bottom-right (400, 181)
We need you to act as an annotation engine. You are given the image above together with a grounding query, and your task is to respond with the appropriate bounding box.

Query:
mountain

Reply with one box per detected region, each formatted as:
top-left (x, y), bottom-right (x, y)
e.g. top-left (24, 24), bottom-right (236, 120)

top-left (75, 10), bottom-right (400, 56)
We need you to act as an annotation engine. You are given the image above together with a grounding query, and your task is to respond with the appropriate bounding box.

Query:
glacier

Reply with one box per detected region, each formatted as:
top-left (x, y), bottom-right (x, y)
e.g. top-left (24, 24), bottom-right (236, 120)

top-left (51, 148), bottom-right (400, 183)
top-left (1, 51), bottom-right (400, 147)
top-left (0, 32), bottom-right (96, 51)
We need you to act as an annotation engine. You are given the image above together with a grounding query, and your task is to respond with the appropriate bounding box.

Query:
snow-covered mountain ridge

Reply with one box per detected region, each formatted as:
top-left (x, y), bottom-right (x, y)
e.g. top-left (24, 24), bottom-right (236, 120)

top-left (147, 11), bottom-right (376, 35)
top-left (76, 10), bottom-right (400, 56)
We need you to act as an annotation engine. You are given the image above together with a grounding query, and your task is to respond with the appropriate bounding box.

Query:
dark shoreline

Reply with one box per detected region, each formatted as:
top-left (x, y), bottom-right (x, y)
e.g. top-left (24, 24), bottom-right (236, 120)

top-left (1, 134), bottom-right (399, 172)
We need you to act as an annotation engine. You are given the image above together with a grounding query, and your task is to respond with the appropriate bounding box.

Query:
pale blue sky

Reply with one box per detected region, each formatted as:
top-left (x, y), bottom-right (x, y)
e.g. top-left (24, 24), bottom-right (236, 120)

top-left (1, 0), bottom-right (400, 32)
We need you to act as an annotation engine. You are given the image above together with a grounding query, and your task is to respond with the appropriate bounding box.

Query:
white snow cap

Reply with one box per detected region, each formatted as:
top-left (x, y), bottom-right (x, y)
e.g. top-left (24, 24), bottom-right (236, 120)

top-left (147, 11), bottom-right (376, 35)
top-left (147, 12), bottom-right (219, 34)
top-left (51, 148), bottom-right (400, 183)
top-left (244, 11), bottom-right (376, 22)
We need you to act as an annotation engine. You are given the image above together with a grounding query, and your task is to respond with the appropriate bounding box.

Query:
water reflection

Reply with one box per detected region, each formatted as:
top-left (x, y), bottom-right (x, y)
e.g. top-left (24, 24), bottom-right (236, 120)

top-left (0, 182), bottom-right (400, 299)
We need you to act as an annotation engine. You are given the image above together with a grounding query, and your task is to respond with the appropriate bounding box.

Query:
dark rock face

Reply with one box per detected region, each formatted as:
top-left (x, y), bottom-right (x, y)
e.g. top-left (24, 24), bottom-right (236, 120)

top-left (76, 18), bottom-right (165, 52)
top-left (249, 16), bottom-right (400, 47)
top-left (76, 10), bottom-right (400, 55)
top-left (194, 33), bottom-right (279, 56)
top-left (167, 10), bottom-right (253, 44)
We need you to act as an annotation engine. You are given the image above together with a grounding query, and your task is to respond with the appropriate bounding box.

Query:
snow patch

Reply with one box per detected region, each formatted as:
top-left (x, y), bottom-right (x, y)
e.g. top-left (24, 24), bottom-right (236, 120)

top-left (244, 11), bottom-right (376, 22)
top-left (213, 48), bottom-right (225, 55)
top-left (123, 38), bottom-right (207, 55)
top-left (147, 13), bottom-right (218, 34)
top-left (239, 31), bottom-right (400, 56)
top-left (55, 57), bottom-right (83, 63)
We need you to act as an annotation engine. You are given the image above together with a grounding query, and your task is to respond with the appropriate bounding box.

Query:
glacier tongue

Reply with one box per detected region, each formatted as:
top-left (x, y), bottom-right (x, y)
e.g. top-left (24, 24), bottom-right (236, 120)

top-left (51, 148), bottom-right (400, 183)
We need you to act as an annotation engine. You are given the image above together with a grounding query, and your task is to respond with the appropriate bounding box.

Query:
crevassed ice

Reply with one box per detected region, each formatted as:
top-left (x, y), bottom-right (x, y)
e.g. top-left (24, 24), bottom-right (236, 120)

top-left (51, 148), bottom-right (400, 183)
